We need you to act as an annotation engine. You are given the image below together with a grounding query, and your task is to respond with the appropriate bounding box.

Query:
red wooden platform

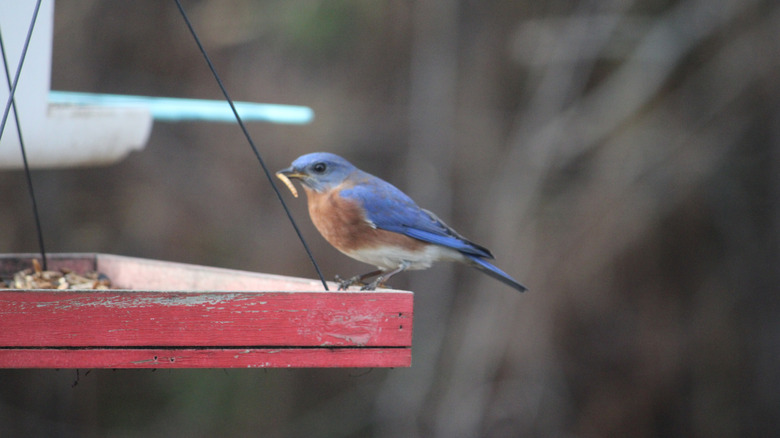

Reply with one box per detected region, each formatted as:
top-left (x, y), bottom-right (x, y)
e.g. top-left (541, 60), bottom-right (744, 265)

top-left (0, 253), bottom-right (413, 368)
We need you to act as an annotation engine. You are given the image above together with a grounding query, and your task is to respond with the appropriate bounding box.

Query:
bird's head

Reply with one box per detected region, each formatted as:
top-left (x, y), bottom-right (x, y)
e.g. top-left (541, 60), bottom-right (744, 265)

top-left (277, 152), bottom-right (357, 193)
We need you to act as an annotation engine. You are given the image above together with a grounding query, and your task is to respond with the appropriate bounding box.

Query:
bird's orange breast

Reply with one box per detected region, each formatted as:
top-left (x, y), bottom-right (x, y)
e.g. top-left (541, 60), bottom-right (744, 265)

top-left (303, 185), bottom-right (426, 255)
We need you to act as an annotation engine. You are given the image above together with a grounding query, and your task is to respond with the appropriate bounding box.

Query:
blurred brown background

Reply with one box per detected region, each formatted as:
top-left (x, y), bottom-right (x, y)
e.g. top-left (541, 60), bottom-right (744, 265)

top-left (1, 0), bottom-right (779, 436)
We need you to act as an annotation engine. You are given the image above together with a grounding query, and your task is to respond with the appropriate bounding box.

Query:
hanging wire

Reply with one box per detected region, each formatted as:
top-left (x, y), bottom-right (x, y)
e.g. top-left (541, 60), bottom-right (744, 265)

top-left (173, 0), bottom-right (329, 290)
top-left (0, 0), bottom-right (47, 270)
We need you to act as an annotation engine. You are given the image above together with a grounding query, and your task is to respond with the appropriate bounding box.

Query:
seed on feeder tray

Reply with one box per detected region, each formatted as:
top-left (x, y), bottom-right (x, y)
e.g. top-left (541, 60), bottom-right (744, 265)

top-left (7, 260), bottom-right (113, 290)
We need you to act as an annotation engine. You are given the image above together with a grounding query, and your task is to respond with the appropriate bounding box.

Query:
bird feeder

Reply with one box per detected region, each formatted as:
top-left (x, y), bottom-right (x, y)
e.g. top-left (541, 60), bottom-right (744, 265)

top-left (0, 1), bottom-right (413, 368)
top-left (0, 253), bottom-right (413, 368)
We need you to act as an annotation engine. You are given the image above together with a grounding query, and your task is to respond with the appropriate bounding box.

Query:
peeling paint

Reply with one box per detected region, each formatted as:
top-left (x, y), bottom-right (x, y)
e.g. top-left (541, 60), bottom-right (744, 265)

top-left (130, 357), bottom-right (159, 364)
top-left (1, 290), bottom-right (412, 351)
top-left (29, 293), bottom-right (252, 310)
top-left (325, 332), bottom-right (372, 346)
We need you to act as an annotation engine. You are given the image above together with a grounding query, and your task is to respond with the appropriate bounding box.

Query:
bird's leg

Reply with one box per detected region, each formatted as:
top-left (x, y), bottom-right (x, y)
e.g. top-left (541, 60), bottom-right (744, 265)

top-left (361, 262), bottom-right (409, 291)
top-left (336, 269), bottom-right (383, 290)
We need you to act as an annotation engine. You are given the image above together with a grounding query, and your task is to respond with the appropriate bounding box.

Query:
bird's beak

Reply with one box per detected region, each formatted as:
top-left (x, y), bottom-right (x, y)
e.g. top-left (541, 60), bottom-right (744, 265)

top-left (276, 166), bottom-right (306, 180)
top-left (276, 167), bottom-right (306, 198)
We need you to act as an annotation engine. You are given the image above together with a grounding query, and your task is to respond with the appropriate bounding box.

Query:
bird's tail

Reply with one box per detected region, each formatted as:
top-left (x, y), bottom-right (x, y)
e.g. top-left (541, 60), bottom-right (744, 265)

top-left (466, 256), bottom-right (527, 292)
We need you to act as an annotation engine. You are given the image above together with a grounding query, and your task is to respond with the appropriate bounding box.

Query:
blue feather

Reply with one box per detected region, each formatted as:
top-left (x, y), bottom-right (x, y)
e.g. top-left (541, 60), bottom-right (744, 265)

top-left (341, 178), bottom-right (492, 258)
top-left (467, 256), bottom-right (528, 292)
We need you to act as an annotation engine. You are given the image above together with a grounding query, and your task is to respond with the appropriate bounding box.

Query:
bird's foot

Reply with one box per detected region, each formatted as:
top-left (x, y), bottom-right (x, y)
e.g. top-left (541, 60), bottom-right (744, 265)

top-left (360, 277), bottom-right (386, 291)
top-left (335, 270), bottom-right (384, 290)
top-left (335, 274), bottom-right (365, 291)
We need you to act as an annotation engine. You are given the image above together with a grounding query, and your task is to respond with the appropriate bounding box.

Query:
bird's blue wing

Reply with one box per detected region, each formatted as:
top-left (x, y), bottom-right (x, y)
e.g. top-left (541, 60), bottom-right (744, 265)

top-left (340, 175), bottom-right (493, 259)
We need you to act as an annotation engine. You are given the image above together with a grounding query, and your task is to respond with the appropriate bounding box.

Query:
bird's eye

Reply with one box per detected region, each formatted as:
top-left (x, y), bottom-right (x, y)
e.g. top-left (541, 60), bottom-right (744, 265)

top-left (312, 162), bottom-right (327, 173)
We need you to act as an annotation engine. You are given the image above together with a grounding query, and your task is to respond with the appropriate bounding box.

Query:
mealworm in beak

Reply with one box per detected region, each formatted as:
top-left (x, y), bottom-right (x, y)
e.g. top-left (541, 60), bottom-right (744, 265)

top-left (275, 172), bottom-right (299, 198)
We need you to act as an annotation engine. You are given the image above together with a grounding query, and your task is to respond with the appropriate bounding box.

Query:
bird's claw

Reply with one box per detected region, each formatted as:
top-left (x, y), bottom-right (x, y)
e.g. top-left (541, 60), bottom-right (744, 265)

top-left (360, 278), bottom-right (385, 291)
top-left (335, 275), bottom-right (386, 290)
top-left (335, 274), bottom-right (365, 291)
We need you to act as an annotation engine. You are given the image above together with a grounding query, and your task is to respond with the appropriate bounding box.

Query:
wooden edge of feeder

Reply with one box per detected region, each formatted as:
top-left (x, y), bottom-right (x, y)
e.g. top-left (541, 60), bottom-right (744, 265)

top-left (0, 348), bottom-right (411, 369)
top-left (0, 253), bottom-right (414, 369)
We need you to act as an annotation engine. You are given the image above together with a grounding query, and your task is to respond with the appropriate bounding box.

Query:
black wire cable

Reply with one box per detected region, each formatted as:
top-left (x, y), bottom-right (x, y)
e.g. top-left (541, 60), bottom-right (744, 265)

top-left (173, 0), bottom-right (329, 290)
top-left (0, 0), bottom-right (48, 270)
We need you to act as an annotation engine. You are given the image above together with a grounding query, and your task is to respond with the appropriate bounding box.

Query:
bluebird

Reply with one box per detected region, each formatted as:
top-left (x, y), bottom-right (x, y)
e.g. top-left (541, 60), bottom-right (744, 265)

top-left (277, 152), bottom-right (527, 292)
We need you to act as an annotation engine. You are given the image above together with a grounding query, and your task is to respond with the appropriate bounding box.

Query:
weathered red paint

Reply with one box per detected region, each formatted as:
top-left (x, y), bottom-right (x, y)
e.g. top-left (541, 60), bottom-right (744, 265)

top-left (0, 290), bottom-right (412, 348)
top-left (0, 348), bottom-right (411, 368)
top-left (0, 254), bottom-right (413, 368)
